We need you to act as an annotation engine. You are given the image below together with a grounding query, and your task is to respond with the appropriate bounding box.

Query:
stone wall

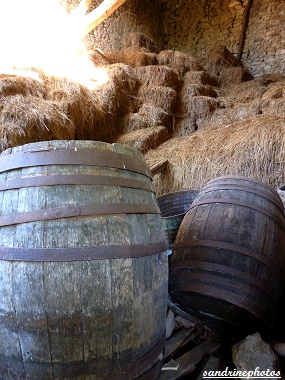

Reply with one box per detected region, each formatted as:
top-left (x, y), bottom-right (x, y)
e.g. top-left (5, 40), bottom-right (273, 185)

top-left (62, 0), bottom-right (164, 53)
top-left (161, 0), bottom-right (285, 78)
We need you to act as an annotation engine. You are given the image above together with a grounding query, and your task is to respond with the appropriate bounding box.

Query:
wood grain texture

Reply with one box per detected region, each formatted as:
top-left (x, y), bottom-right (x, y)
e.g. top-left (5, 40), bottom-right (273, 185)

top-left (0, 140), bottom-right (168, 380)
top-left (169, 176), bottom-right (285, 332)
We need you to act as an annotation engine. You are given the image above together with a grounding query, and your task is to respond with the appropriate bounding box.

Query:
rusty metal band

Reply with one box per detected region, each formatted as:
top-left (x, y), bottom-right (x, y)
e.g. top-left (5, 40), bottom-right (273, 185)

top-left (0, 242), bottom-right (167, 262)
top-left (190, 198), bottom-right (285, 230)
top-left (0, 148), bottom-right (151, 177)
top-left (0, 203), bottom-right (159, 227)
top-left (169, 282), bottom-right (270, 324)
top-left (173, 239), bottom-right (282, 278)
top-left (0, 174), bottom-right (154, 193)
top-left (200, 184), bottom-right (284, 211)
top-left (169, 270), bottom-right (278, 307)
top-left (170, 260), bottom-right (282, 296)
top-left (0, 332), bottom-right (165, 378)
top-left (206, 175), bottom-right (280, 198)
top-left (103, 332), bottom-right (166, 380)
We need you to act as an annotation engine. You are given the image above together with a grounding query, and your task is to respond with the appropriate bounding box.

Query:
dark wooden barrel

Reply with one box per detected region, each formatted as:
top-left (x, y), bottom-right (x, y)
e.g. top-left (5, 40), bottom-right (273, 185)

top-left (157, 190), bottom-right (199, 249)
top-left (0, 140), bottom-right (168, 380)
top-left (169, 175), bottom-right (285, 332)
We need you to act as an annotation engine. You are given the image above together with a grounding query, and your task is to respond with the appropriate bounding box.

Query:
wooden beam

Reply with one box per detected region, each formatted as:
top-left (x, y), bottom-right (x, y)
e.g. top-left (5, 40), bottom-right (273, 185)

top-left (237, 0), bottom-right (254, 62)
top-left (82, 0), bottom-right (128, 35)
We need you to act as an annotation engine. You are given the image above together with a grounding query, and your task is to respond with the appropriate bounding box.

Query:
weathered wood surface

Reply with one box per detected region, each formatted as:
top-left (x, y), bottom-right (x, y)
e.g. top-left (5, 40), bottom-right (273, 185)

top-left (159, 340), bottom-right (221, 380)
top-left (169, 175), bottom-right (285, 332)
top-left (0, 140), bottom-right (168, 380)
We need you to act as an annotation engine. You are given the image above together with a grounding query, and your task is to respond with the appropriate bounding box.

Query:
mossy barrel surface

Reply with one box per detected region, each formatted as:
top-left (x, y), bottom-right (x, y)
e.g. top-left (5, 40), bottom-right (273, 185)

top-left (0, 140), bottom-right (168, 380)
top-left (169, 175), bottom-right (285, 331)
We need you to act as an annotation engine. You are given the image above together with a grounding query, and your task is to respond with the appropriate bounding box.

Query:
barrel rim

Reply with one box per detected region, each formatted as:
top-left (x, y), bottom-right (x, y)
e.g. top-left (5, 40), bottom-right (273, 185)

top-left (157, 189), bottom-right (199, 218)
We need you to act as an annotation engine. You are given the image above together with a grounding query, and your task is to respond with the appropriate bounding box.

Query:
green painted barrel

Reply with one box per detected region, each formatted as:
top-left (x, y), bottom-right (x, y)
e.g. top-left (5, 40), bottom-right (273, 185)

top-left (157, 190), bottom-right (199, 249)
top-left (0, 140), bottom-right (168, 380)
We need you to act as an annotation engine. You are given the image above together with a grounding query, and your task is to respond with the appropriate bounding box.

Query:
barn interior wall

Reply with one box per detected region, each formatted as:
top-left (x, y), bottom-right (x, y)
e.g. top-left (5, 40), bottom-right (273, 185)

top-left (64, 0), bottom-right (285, 78)
top-left (161, 0), bottom-right (285, 78)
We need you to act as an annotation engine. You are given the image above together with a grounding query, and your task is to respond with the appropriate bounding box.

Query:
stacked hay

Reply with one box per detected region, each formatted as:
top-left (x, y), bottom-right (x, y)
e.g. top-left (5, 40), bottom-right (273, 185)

top-left (0, 61), bottom-right (140, 151)
top-left (157, 49), bottom-right (203, 76)
top-left (145, 115), bottom-right (285, 196)
top-left (201, 45), bottom-right (252, 87)
top-left (45, 76), bottom-right (107, 140)
top-left (106, 33), bottom-right (158, 67)
top-left (173, 70), bottom-right (218, 136)
top-left (109, 126), bottom-right (169, 154)
top-left (0, 94), bottom-right (75, 152)
top-left (113, 63), bottom-right (181, 152)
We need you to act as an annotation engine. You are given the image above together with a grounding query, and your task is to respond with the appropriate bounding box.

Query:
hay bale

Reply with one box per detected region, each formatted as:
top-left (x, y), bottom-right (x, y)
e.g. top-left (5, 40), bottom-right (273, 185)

top-left (92, 63), bottom-right (139, 118)
top-left (207, 100), bottom-right (261, 127)
top-left (122, 32), bottom-right (158, 53)
top-left (261, 99), bottom-right (285, 117)
top-left (173, 96), bottom-right (218, 136)
top-left (261, 81), bottom-right (285, 100)
top-left (137, 85), bottom-right (177, 114)
top-left (145, 115), bottom-right (285, 196)
top-left (201, 45), bottom-right (240, 78)
top-left (109, 125), bottom-right (169, 153)
top-left (181, 84), bottom-right (217, 99)
top-left (157, 50), bottom-right (203, 74)
top-left (256, 73), bottom-right (285, 86)
top-left (134, 65), bottom-right (181, 88)
top-left (88, 49), bottom-right (110, 66)
top-left (121, 104), bottom-right (170, 132)
top-left (184, 71), bottom-right (218, 87)
top-left (105, 49), bottom-right (158, 67)
top-left (0, 95), bottom-right (75, 152)
top-left (219, 79), bottom-right (267, 107)
top-left (44, 75), bottom-right (115, 140)
top-left (0, 74), bottom-right (45, 97)
top-left (219, 66), bottom-right (253, 88)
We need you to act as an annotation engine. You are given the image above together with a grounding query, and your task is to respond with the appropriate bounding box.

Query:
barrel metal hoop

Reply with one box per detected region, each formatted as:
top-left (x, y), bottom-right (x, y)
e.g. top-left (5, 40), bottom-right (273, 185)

top-left (200, 184), bottom-right (284, 212)
top-left (0, 174), bottom-right (155, 193)
top-left (206, 175), bottom-right (280, 198)
top-left (102, 332), bottom-right (166, 380)
top-left (173, 239), bottom-right (283, 279)
top-left (0, 203), bottom-right (159, 227)
top-left (170, 260), bottom-right (281, 299)
top-left (169, 270), bottom-right (278, 306)
top-left (0, 332), bottom-right (165, 378)
top-left (0, 242), bottom-right (167, 262)
top-left (169, 283), bottom-right (270, 321)
top-left (0, 148), bottom-right (151, 177)
top-left (169, 283), bottom-right (270, 324)
top-left (190, 199), bottom-right (285, 231)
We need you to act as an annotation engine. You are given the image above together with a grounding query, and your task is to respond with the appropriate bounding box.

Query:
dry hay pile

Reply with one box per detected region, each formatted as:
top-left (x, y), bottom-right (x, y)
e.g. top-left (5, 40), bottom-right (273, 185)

top-left (106, 32), bottom-right (158, 67)
top-left (0, 94), bottom-right (74, 151)
top-left (133, 65), bottom-right (181, 88)
top-left (157, 50), bottom-right (203, 75)
top-left (0, 61), bottom-right (141, 151)
top-left (109, 126), bottom-right (169, 154)
top-left (209, 73), bottom-right (285, 127)
top-left (201, 45), bottom-right (252, 87)
top-left (145, 115), bottom-right (285, 196)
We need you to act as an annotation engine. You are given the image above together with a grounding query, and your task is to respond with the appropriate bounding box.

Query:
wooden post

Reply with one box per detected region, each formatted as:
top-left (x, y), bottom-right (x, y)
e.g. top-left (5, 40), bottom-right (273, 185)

top-left (237, 0), bottom-right (254, 63)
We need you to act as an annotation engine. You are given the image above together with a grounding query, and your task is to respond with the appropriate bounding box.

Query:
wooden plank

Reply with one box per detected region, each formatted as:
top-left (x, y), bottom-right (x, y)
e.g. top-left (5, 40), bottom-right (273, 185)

top-left (150, 159), bottom-right (169, 176)
top-left (159, 340), bottom-right (221, 380)
top-left (164, 326), bottom-right (203, 362)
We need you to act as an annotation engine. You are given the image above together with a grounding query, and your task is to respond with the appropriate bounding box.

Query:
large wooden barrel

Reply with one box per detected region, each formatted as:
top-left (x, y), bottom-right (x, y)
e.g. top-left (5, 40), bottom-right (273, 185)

top-left (157, 190), bottom-right (199, 249)
top-left (169, 175), bottom-right (285, 332)
top-left (0, 140), bottom-right (168, 380)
